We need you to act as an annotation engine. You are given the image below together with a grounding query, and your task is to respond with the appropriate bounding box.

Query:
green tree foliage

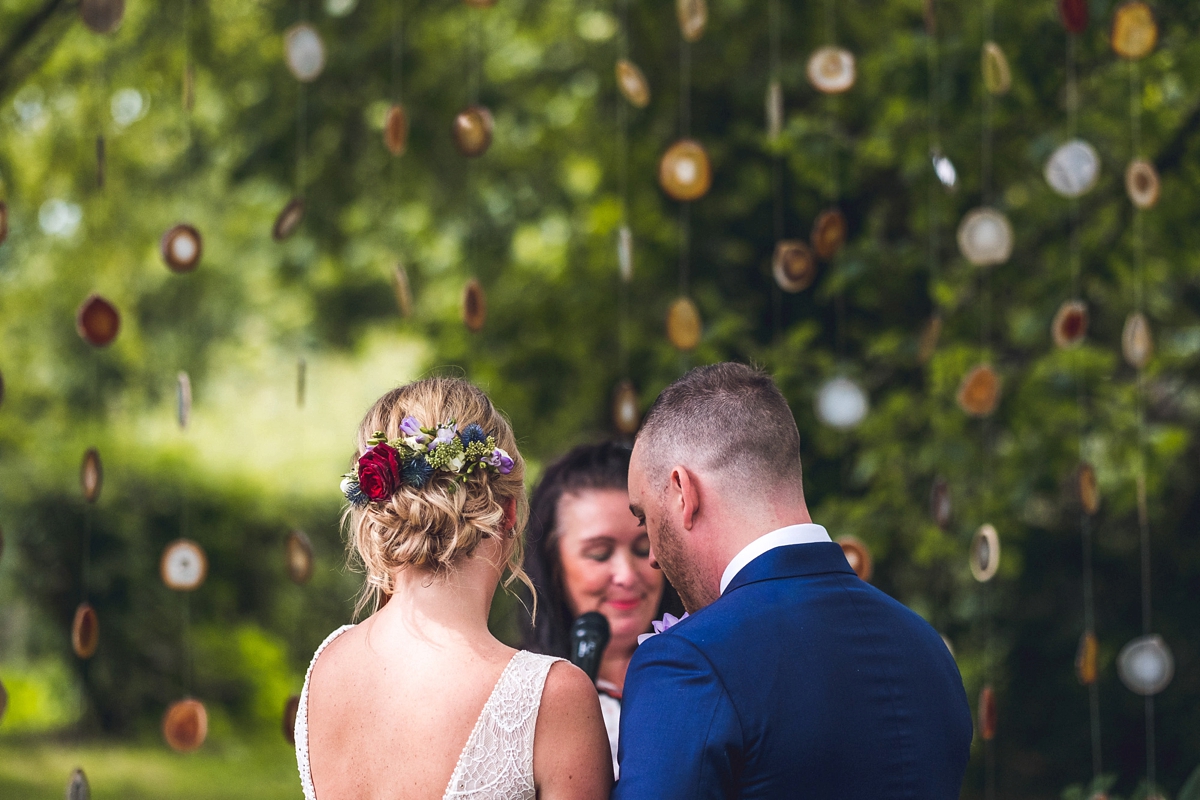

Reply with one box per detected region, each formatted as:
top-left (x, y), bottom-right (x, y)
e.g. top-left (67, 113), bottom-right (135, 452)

top-left (0, 0), bottom-right (1198, 796)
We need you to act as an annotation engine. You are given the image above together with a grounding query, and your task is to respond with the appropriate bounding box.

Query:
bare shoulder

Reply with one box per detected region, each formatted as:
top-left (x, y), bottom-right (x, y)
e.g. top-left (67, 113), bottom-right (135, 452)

top-left (533, 661), bottom-right (612, 799)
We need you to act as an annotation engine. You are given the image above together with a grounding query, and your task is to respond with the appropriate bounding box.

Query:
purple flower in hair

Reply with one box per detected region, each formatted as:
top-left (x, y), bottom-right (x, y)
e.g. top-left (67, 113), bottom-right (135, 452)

top-left (487, 448), bottom-right (514, 474)
top-left (400, 416), bottom-right (423, 437)
top-left (430, 422), bottom-right (458, 450)
top-left (638, 612), bottom-right (689, 645)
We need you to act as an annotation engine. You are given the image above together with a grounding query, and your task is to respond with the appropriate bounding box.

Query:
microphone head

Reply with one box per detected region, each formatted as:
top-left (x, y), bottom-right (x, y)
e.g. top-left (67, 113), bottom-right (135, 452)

top-left (568, 611), bottom-right (611, 682)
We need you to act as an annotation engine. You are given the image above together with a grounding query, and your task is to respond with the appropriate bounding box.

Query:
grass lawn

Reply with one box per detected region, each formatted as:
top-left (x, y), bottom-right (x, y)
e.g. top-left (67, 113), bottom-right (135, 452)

top-left (0, 737), bottom-right (302, 799)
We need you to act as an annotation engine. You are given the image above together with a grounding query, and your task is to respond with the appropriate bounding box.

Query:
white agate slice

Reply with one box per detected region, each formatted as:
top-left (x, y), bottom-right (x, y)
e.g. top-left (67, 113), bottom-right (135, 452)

top-left (285, 24), bottom-right (326, 82)
top-left (957, 208), bottom-right (1013, 267)
top-left (161, 539), bottom-right (207, 591)
top-left (816, 377), bottom-right (868, 429)
top-left (1045, 139), bottom-right (1100, 198)
top-left (931, 149), bottom-right (957, 189)
top-left (806, 47), bottom-right (855, 94)
top-left (618, 225), bottom-right (633, 283)
top-left (1117, 635), bottom-right (1174, 695)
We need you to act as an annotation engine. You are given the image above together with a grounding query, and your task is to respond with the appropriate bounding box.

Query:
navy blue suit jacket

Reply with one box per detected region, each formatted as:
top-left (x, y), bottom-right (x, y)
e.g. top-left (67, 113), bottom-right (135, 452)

top-left (613, 542), bottom-right (972, 799)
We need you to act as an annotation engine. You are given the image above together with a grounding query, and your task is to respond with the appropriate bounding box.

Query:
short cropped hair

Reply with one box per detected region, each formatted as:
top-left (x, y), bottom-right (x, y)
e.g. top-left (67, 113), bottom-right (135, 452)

top-left (636, 363), bottom-right (803, 493)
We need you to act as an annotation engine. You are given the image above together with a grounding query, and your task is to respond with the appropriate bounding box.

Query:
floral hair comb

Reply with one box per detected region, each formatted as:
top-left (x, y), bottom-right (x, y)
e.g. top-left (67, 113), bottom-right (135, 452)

top-left (341, 417), bottom-right (514, 507)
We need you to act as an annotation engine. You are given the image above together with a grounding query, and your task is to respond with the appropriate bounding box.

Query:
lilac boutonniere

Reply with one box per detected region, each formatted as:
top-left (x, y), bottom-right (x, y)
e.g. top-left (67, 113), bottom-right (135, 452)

top-left (638, 612), bottom-right (689, 645)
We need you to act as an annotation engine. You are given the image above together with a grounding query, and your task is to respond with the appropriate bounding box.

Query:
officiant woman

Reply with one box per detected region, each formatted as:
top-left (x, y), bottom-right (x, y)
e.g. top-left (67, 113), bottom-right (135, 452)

top-left (521, 441), bottom-right (683, 778)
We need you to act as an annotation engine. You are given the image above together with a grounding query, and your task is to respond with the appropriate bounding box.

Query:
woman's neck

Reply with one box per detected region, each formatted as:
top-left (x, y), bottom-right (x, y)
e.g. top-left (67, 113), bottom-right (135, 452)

top-left (597, 638), bottom-right (637, 693)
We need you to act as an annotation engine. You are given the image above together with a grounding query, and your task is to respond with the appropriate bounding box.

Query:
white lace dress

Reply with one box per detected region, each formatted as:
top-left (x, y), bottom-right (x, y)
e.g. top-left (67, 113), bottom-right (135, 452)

top-left (295, 625), bottom-right (563, 800)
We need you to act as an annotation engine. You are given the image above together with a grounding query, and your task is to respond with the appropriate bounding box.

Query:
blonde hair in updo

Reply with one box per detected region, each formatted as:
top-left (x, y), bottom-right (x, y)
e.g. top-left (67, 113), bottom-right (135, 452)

top-left (344, 377), bottom-right (531, 618)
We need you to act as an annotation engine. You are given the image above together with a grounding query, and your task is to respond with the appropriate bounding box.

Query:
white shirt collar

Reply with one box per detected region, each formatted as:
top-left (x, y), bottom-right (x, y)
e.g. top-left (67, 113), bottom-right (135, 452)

top-left (719, 523), bottom-right (831, 595)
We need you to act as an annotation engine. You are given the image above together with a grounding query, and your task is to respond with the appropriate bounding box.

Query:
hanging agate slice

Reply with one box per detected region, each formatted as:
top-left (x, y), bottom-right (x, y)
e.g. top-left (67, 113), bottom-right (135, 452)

top-left (283, 695), bottom-right (301, 745)
top-left (765, 80), bottom-right (783, 140)
top-left (66, 768), bottom-right (90, 800)
top-left (930, 150), bottom-right (957, 190)
top-left (811, 209), bottom-right (847, 260)
top-left (658, 140), bottom-right (712, 202)
top-left (81, 448), bottom-right (102, 503)
top-left (177, 372), bottom-right (192, 429)
top-left (285, 530), bottom-right (314, 585)
top-left (615, 60), bottom-right (650, 109)
top-left (163, 698), bottom-right (209, 752)
top-left (930, 477), bottom-right (952, 531)
top-left (393, 263), bottom-right (413, 318)
top-left (80, 0), bottom-right (124, 34)
top-left (1111, 2), bottom-right (1157, 60)
top-left (462, 279), bottom-right (487, 332)
top-left (978, 685), bottom-right (997, 740)
top-left (0, 677), bottom-right (6, 725)
top-left (957, 364), bottom-right (1001, 417)
top-left (1077, 462), bottom-right (1100, 515)
top-left (957, 208), bottom-right (1012, 267)
top-left (160, 539), bottom-right (208, 592)
top-left (1117, 634), bottom-right (1173, 695)
top-left (384, 104), bottom-right (409, 156)
top-left (452, 106), bottom-right (494, 158)
top-left (970, 523), bottom-right (1000, 582)
top-left (1076, 631), bottom-right (1099, 685)
top-left (1046, 140), bottom-right (1100, 198)
top-left (0, 201), bottom-right (8, 245)
top-left (815, 377), bottom-right (868, 430)
top-left (666, 297), bottom-right (702, 351)
top-left (617, 226), bottom-right (633, 283)
top-left (836, 535), bottom-right (873, 582)
top-left (161, 224), bottom-right (202, 273)
top-left (77, 295), bottom-right (121, 347)
top-left (284, 23), bottom-right (326, 82)
top-left (72, 603), bottom-right (99, 659)
top-left (1122, 312), bottom-right (1153, 369)
top-left (676, 0), bottom-right (707, 42)
top-left (806, 47), bottom-right (856, 95)
top-left (1125, 159), bottom-right (1160, 209)
top-left (612, 380), bottom-right (640, 435)
top-left (272, 197), bottom-right (306, 241)
top-left (1059, 0), bottom-right (1088, 33)
top-left (1052, 300), bottom-right (1088, 348)
top-left (981, 42), bottom-right (1011, 95)
top-left (772, 240), bottom-right (816, 293)
top-left (918, 314), bottom-right (943, 364)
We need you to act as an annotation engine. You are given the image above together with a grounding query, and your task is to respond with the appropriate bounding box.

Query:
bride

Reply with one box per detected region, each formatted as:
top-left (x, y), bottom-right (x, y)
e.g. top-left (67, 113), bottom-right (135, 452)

top-left (296, 378), bottom-right (612, 799)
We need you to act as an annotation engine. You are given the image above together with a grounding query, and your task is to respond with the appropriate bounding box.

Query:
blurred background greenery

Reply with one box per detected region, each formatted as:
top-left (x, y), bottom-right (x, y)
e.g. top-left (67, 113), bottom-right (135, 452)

top-left (0, 0), bottom-right (1198, 797)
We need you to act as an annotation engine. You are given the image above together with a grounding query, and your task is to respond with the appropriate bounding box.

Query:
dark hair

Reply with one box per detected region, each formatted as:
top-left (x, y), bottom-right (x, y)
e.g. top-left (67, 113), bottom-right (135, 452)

top-left (520, 441), bottom-right (683, 657)
top-left (638, 362), bottom-right (803, 491)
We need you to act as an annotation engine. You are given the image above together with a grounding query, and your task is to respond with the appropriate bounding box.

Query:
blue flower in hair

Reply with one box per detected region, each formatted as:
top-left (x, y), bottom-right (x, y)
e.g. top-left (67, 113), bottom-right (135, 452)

top-left (403, 456), bottom-right (434, 488)
top-left (459, 423), bottom-right (488, 446)
top-left (340, 477), bottom-right (369, 508)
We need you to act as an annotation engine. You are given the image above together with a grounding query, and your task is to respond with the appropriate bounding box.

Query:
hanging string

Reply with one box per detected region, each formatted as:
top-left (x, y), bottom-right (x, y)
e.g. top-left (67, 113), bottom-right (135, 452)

top-left (767, 0), bottom-right (782, 338)
top-left (295, 0), bottom-right (309, 196)
top-left (616, 0), bottom-right (630, 375)
top-left (678, 37), bottom-right (691, 297)
top-left (925, 0), bottom-right (940, 290)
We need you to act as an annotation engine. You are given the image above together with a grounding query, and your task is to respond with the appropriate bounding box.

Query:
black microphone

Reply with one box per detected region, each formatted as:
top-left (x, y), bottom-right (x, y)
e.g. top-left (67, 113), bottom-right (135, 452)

top-left (568, 611), bottom-right (610, 682)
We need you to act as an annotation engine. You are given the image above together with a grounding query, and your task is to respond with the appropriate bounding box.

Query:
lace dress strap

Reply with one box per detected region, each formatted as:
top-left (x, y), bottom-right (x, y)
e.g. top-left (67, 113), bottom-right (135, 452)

top-left (296, 624), bottom-right (355, 800)
top-left (443, 651), bottom-right (564, 800)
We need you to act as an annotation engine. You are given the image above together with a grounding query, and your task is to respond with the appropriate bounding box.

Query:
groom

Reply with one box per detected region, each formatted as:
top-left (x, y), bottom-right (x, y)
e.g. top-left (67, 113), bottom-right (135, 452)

top-left (614, 363), bottom-right (972, 799)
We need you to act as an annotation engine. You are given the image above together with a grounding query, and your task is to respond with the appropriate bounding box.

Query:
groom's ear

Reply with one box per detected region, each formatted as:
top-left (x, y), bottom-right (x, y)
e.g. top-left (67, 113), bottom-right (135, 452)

top-left (670, 466), bottom-right (700, 531)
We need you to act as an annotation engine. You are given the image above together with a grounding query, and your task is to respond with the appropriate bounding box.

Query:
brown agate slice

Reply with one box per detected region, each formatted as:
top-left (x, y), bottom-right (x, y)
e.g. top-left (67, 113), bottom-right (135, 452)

top-left (0, 201), bottom-right (8, 245)
top-left (930, 477), bottom-right (952, 530)
top-left (658, 139), bottom-right (712, 202)
top-left (676, 0), bottom-right (707, 42)
top-left (970, 524), bottom-right (1000, 582)
top-left (273, 197), bottom-right (306, 241)
top-left (66, 768), bottom-right (90, 800)
top-left (1077, 462), bottom-right (1100, 515)
top-left (612, 381), bottom-right (640, 435)
top-left (81, 448), bottom-right (102, 503)
top-left (836, 535), bottom-right (873, 582)
top-left (80, 0), bottom-right (124, 34)
top-left (286, 530), bottom-right (314, 585)
top-left (1122, 312), bottom-right (1153, 369)
top-left (616, 60), bottom-right (650, 108)
top-left (806, 47), bottom-right (855, 94)
top-left (283, 695), bottom-right (301, 744)
top-left (982, 42), bottom-right (1011, 95)
top-left (918, 314), bottom-right (943, 364)
top-left (978, 685), bottom-right (996, 740)
top-left (161, 224), bottom-right (202, 273)
top-left (393, 263), bottom-right (413, 318)
top-left (1059, 0), bottom-right (1087, 33)
top-left (384, 104), bottom-right (409, 156)
top-left (772, 241), bottom-right (816, 293)
top-left (811, 209), bottom-right (847, 260)
top-left (1052, 300), bottom-right (1088, 348)
top-left (453, 106), bottom-right (494, 158)
top-left (163, 698), bottom-right (209, 752)
top-left (160, 539), bottom-right (208, 592)
top-left (1125, 159), bottom-right (1160, 209)
top-left (77, 295), bottom-right (121, 347)
top-left (462, 279), bottom-right (487, 332)
top-left (1076, 631), bottom-right (1099, 685)
top-left (72, 603), bottom-right (99, 659)
top-left (957, 364), bottom-right (1000, 417)
top-left (666, 297), bottom-right (702, 351)
top-left (1111, 2), bottom-right (1157, 60)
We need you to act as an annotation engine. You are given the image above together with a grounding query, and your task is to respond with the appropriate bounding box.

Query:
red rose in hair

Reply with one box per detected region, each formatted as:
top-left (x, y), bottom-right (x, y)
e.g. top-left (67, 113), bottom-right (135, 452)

top-left (357, 443), bottom-right (402, 501)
